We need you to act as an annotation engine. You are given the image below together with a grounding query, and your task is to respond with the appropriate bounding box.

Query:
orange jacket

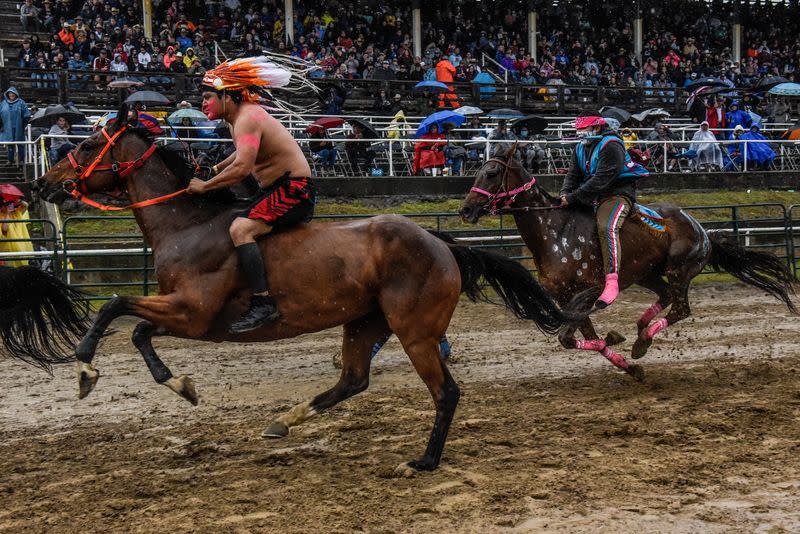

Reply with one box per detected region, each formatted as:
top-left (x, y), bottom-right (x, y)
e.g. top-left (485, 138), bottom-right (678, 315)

top-left (436, 59), bottom-right (456, 84)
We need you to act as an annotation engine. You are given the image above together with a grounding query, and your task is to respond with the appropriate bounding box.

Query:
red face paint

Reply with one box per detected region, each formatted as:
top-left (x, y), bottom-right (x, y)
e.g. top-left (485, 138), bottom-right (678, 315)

top-left (201, 92), bottom-right (223, 120)
top-left (236, 134), bottom-right (260, 149)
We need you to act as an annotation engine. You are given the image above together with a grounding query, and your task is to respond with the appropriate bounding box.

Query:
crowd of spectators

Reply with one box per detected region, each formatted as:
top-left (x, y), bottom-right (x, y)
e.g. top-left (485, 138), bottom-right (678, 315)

top-left (10, 0), bottom-right (800, 97)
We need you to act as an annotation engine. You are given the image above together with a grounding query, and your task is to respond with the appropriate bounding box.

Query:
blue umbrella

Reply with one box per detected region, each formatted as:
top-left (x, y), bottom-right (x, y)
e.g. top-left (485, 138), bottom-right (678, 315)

top-left (768, 83), bottom-right (800, 96)
top-left (472, 72), bottom-right (496, 100)
top-left (413, 80), bottom-right (449, 94)
top-left (416, 110), bottom-right (465, 137)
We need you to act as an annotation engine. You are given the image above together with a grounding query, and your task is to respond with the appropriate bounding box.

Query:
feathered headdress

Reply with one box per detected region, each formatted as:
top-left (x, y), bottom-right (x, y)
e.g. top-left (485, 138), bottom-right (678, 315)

top-left (202, 53), bottom-right (322, 108)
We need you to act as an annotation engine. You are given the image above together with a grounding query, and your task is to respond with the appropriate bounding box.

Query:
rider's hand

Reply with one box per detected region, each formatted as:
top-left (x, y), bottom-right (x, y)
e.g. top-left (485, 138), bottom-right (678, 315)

top-left (187, 178), bottom-right (208, 195)
top-left (559, 194), bottom-right (569, 207)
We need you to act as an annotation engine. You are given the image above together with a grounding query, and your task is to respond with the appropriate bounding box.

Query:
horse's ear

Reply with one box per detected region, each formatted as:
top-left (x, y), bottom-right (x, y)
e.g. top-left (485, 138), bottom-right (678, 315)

top-left (506, 141), bottom-right (519, 159)
top-left (127, 108), bottom-right (140, 128)
top-left (109, 102), bottom-right (129, 133)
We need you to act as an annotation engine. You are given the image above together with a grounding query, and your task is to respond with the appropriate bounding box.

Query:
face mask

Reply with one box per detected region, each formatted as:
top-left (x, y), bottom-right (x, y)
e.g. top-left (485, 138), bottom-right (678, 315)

top-left (520, 129), bottom-right (528, 137)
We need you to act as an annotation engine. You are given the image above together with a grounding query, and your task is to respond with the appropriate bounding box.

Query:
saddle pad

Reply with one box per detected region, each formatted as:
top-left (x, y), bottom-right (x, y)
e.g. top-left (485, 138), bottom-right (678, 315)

top-left (634, 203), bottom-right (667, 235)
top-left (634, 203), bottom-right (664, 221)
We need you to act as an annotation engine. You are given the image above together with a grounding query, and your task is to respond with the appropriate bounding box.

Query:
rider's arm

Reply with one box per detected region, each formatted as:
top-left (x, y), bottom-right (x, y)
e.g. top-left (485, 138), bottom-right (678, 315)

top-left (200, 132), bottom-right (260, 191)
top-left (560, 150), bottom-right (581, 196)
top-left (566, 142), bottom-right (625, 206)
top-left (212, 152), bottom-right (236, 174)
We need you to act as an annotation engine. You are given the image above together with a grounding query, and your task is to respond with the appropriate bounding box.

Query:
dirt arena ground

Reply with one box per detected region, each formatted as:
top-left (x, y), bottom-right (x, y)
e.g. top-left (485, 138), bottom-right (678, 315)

top-left (1, 284), bottom-right (799, 533)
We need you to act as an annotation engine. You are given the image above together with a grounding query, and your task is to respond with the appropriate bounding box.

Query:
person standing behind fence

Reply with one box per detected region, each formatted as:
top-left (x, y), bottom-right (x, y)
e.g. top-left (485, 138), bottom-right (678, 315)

top-left (0, 88), bottom-right (31, 166)
top-left (435, 55), bottom-right (460, 110)
top-left (0, 198), bottom-right (33, 267)
top-left (48, 116), bottom-right (76, 165)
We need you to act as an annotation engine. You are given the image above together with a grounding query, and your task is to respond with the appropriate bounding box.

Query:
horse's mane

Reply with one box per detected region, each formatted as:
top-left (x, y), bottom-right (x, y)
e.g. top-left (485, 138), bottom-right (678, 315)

top-left (128, 128), bottom-right (239, 206)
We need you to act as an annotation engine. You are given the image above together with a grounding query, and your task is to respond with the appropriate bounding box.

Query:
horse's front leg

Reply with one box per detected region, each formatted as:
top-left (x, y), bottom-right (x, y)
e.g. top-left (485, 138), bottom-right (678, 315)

top-left (76, 294), bottom-right (201, 399)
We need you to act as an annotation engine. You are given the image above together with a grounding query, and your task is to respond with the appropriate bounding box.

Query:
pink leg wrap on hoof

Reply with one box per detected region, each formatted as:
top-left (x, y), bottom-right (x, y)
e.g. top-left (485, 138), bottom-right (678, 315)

top-left (601, 346), bottom-right (629, 370)
top-left (638, 302), bottom-right (664, 327)
top-left (575, 339), bottom-right (607, 351)
top-left (645, 318), bottom-right (669, 340)
top-left (596, 273), bottom-right (619, 307)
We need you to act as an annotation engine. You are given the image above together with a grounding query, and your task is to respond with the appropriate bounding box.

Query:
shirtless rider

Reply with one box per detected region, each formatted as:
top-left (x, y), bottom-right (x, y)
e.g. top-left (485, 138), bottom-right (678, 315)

top-left (187, 57), bottom-right (315, 333)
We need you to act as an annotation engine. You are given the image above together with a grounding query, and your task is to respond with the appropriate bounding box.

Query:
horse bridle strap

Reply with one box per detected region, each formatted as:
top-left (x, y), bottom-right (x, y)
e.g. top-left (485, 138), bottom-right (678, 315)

top-left (64, 125), bottom-right (187, 211)
top-left (470, 157), bottom-right (537, 215)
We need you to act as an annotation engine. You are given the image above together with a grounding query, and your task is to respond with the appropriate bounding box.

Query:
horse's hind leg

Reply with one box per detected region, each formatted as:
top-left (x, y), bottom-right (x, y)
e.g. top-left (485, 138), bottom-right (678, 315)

top-left (632, 272), bottom-right (693, 359)
top-left (635, 273), bottom-right (672, 341)
top-left (131, 321), bottom-right (198, 406)
top-left (567, 318), bottom-right (644, 381)
top-left (262, 311), bottom-right (391, 438)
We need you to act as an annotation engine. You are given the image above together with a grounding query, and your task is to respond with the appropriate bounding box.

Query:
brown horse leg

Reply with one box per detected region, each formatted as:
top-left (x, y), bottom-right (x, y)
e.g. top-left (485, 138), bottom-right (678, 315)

top-left (577, 319), bottom-right (644, 381)
top-left (262, 312), bottom-right (391, 438)
top-left (131, 321), bottom-right (198, 406)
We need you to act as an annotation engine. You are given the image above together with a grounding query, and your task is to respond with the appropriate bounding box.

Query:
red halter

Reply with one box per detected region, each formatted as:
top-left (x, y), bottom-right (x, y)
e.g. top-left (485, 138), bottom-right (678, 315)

top-left (470, 155), bottom-right (537, 215)
top-left (64, 125), bottom-right (187, 211)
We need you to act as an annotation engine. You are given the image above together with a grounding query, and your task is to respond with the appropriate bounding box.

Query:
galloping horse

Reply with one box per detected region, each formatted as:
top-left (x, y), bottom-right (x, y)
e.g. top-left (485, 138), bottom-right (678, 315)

top-left (0, 265), bottom-right (90, 370)
top-left (35, 103), bottom-right (584, 472)
top-left (460, 145), bottom-right (797, 377)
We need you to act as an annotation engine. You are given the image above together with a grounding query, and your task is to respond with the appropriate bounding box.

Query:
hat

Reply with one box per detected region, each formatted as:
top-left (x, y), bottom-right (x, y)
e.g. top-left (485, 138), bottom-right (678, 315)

top-left (575, 115), bottom-right (606, 129)
top-left (176, 51), bottom-right (183, 56)
top-left (393, 93), bottom-right (401, 99)
top-left (201, 56), bottom-right (292, 101)
top-left (734, 124), bottom-right (745, 132)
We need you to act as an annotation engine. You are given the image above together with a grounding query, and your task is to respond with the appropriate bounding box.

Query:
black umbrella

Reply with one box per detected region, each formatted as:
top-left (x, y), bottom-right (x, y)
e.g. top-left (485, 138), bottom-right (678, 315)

top-left (600, 106), bottom-right (631, 124)
top-left (510, 115), bottom-right (549, 135)
top-left (29, 104), bottom-right (86, 128)
top-left (485, 108), bottom-right (525, 119)
top-left (124, 90), bottom-right (171, 105)
top-left (346, 117), bottom-right (380, 139)
top-left (685, 77), bottom-right (728, 91)
top-left (753, 75), bottom-right (790, 92)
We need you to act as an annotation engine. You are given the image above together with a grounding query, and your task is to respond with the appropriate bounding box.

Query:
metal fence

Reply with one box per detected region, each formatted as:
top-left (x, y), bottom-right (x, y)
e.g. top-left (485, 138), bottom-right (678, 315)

top-left (2, 202), bottom-right (800, 300)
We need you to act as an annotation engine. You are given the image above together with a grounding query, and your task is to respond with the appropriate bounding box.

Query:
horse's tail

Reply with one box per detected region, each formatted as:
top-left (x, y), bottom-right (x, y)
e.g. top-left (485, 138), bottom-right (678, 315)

top-left (441, 238), bottom-right (586, 334)
top-left (708, 233), bottom-right (798, 313)
top-left (0, 266), bottom-right (91, 372)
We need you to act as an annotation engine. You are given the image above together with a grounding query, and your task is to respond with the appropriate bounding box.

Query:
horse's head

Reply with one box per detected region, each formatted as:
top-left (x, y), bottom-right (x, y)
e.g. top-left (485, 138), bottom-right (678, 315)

top-left (35, 102), bottom-right (143, 204)
top-left (460, 143), bottom-right (525, 223)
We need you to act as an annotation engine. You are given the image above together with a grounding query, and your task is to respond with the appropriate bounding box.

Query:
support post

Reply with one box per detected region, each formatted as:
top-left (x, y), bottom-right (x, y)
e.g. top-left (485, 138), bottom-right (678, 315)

top-left (285, 0), bottom-right (294, 46)
top-left (732, 1), bottom-right (742, 64)
top-left (142, 0), bottom-right (153, 40)
top-left (412, 0), bottom-right (422, 59)
top-left (634, 2), bottom-right (643, 64)
top-left (527, 0), bottom-right (538, 64)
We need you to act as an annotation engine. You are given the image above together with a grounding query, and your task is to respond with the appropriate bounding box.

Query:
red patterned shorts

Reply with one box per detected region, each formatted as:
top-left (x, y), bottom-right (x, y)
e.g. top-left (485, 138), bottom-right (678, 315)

top-left (245, 176), bottom-right (316, 232)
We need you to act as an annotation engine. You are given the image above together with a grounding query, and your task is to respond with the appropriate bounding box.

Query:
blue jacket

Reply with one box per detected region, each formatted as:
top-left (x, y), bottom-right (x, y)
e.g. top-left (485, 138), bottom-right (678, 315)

top-left (0, 87), bottom-right (31, 142)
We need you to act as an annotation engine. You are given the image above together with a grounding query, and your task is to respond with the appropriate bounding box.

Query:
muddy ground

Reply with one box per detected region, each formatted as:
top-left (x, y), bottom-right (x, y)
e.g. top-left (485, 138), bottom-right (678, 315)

top-left (1, 284), bottom-right (799, 533)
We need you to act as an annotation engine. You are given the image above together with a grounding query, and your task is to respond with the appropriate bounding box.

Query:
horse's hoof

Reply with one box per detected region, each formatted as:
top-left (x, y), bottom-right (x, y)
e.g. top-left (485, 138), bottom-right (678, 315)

top-left (406, 457), bottom-right (438, 472)
top-left (394, 462), bottom-right (419, 478)
top-left (262, 421), bottom-right (289, 439)
top-left (605, 330), bottom-right (627, 346)
top-left (164, 375), bottom-right (199, 406)
top-left (77, 362), bottom-right (99, 399)
top-left (631, 337), bottom-right (653, 360)
top-left (626, 364), bottom-right (646, 382)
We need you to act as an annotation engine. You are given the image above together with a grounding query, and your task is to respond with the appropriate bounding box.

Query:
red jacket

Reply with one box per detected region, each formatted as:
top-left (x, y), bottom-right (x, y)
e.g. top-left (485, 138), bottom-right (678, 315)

top-left (706, 105), bottom-right (726, 135)
top-left (436, 60), bottom-right (456, 84)
top-left (413, 133), bottom-right (446, 174)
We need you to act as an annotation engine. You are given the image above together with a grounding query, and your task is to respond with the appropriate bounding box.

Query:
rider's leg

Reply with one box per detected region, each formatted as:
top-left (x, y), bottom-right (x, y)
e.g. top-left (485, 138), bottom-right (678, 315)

top-left (594, 196), bottom-right (631, 308)
top-left (229, 216), bottom-right (279, 333)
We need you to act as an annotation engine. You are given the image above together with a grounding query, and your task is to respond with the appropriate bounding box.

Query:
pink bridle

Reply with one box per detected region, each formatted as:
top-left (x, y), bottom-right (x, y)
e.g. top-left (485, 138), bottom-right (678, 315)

top-left (470, 156), bottom-right (537, 215)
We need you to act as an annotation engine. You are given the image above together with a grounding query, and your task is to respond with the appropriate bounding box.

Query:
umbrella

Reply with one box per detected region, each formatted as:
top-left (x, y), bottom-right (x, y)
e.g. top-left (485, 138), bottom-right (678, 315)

top-left (416, 110), bottom-right (465, 137)
top-left (107, 78), bottom-right (145, 89)
top-left (600, 106), bottom-right (631, 123)
top-left (29, 104), bottom-right (86, 128)
top-left (168, 108), bottom-right (209, 124)
top-left (631, 108), bottom-right (671, 122)
top-left (685, 77), bottom-right (727, 91)
top-left (472, 72), bottom-right (496, 100)
top-left (768, 83), bottom-right (800, 96)
top-left (413, 81), bottom-right (449, 94)
top-left (485, 108), bottom-right (524, 119)
top-left (124, 90), bottom-right (171, 105)
top-left (0, 184), bottom-right (24, 203)
top-left (304, 117), bottom-right (345, 134)
top-left (454, 106), bottom-right (483, 116)
top-left (510, 115), bottom-right (549, 135)
top-left (96, 112), bottom-right (164, 136)
top-left (345, 117), bottom-right (379, 139)
top-left (753, 76), bottom-right (790, 92)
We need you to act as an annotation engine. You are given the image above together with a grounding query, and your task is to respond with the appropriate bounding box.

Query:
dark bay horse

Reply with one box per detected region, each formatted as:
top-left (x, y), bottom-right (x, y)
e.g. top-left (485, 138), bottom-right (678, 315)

top-left (1, 265), bottom-right (90, 370)
top-left (34, 104), bottom-right (584, 472)
top-left (460, 145), bottom-right (797, 378)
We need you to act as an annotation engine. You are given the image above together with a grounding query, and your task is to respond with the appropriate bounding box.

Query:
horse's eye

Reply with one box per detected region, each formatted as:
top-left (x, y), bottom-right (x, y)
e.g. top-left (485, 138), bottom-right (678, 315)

top-left (80, 144), bottom-right (91, 152)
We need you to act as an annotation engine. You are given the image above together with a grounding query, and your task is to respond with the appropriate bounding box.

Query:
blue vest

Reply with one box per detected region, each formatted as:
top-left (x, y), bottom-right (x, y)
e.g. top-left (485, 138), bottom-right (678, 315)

top-left (576, 135), bottom-right (649, 181)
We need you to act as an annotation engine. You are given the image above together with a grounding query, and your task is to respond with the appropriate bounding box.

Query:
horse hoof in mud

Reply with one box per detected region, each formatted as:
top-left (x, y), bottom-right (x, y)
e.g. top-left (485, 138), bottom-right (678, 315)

top-left (626, 363), bottom-right (645, 382)
top-left (261, 421), bottom-right (290, 439)
top-left (77, 362), bottom-right (99, 399)
top-left (164, 375), bottom-right (198, 406)
top-left (605, 330), bottom-right (626, 346)
top-left (631, 336), bottom-right (653, 360)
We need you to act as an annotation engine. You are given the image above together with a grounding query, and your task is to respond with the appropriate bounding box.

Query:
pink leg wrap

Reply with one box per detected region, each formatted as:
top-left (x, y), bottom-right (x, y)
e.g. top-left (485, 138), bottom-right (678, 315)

top-left (601, 346), bottom-right (629, 370)
top-left (638, 302), bottom-right (664, 327)
top-left (575, 339), bottom-right (607, 351)
top-left (597, 273), bottom-right (620, 306)
top-left (645, 318), bottom-right (669, 340)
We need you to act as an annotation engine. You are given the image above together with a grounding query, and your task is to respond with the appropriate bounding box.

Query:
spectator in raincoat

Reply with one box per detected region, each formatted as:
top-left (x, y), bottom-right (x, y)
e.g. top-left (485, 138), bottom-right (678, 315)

top-left (387, 110), bottom-right (411, 141)
top-left (0, 197), bottom-right (33, 267)
top-left (621, 128), bottom-right (638, 150)
top-left (740, 124), bottom-right (776, 170)
top-left (0, 87), bottom-right (31, 164)
top-left (725, 101), bottom-right (752, 137)
top-left (705, 98), bottom-right (726, 138)
top-left (688, 121), bottom-right (724, 170)
top-left (435, 55), bottom-right (460, 109)
top-left (413, 123), bottom-right (446, 175)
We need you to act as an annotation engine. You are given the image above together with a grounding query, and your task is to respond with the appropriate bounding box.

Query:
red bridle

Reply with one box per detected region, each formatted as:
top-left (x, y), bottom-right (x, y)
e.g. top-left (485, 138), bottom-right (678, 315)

top-left (470, 154), bottom-right (537, 215)
top-left (63, 125), bottom-right (187, 211)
